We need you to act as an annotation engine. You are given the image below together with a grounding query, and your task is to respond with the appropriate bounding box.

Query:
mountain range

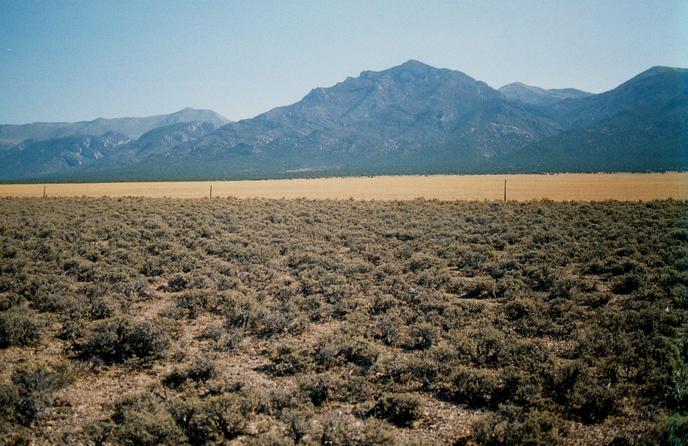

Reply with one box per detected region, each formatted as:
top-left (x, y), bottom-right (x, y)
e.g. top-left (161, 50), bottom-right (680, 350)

top-left (0, 61), bottom-right (685, 181)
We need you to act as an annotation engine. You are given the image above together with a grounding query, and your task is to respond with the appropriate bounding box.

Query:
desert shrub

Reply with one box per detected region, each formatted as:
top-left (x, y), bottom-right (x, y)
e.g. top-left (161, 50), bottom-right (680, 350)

top-left (469, 408), bottom-right (568, 446)
top-left (0, 308), bottom-right (40, 348)
top-left (567, 375), bottom-right (617, 424)
top-left (282, 410), bottom-right (311, 444)
top-left (214, 328), bottom-right (244, 352)
top-left (318, 412), bottom-right (395, 446)
top-left (170, 394), bottom-right (251, 445)
top-left (89, 296), bottom-right (116, 320)
top-left (267, 343), bottom-right (309, 376)
top-left (187, 356), bottom-right (217, 382)
top-left (457, 277), bottom-right (496, 299)
top-left (299, 374), bottom-right (331, 407)
top-left (374, 312), bottom-right (402, 346)
top-left (81, 318), bottom-right (168, 364)
top-left (402, 323), bottom-right (437, 350)
top-left (0, 363), bottom-right (74, 426)
top-left (447, 367), bottom-right (502, 408)
top-left (140, 260), bottom-right (164, 277)
top-left (223, 294), bottom-right (259, 330)
top-left (464, 327), bottom-right (507, 367)
top-left (62, 259), bottom-right (96, 282)
top-left (0, 292), bottom-right (22, 311)
top-left (612, 273), bottom-right (642, 294)
top-left (30, 289), bottom-right (69, 313)
top-left (100, 393), bottom-right (185, 446)
top-left (254, 306), bottom-right (307, 339)
top-left (162, 368), bottom-right (188, 390)
top-left (368, 393), bottom-right (422, 428)
top-left (167, 274), bottom-right (189, 292)
top-left (339, 337), bottom-right (379, 368)
top-left (524, 265), bottom-right (556, 291)
top-left (163, 356), bottom-right (216, 389)
top-left (175, 290), bottom-right (215, 319)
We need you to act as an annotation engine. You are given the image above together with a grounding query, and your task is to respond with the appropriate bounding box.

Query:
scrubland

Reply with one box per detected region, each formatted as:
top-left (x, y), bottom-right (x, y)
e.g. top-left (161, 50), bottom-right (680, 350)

top-left (0, 197), bottom-right (686, 445)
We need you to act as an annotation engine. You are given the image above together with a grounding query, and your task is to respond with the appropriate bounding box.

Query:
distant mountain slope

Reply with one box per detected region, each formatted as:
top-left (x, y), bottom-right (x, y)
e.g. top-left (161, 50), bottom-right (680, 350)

top-left (0, 133), bottom-right (131, 179)
top-left (546, 66), bottom-right (688, 129)
top-left (499, 82), bottom-right (592, 106)
top-left (97, 121), bottom-right (222, 165)
top-left (0, 108), bottom-right (228, 145)
top-left (146, 60), bottom-right (560, 173)
top-left (506, 99), bottom-right (688, 171)
top-left (0, 121), bottom-right (222, 180)
top-left (1, 62), bottom-right (685, 182)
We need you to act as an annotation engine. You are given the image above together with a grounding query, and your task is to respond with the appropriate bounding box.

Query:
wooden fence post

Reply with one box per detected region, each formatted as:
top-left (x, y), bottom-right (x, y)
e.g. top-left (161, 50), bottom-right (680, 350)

top-left (210, 185), bottom-right (213, 199)
top-left (503, 180), bottom-right (507, 202)
top-left (43, 185), bottom-right (46, 199)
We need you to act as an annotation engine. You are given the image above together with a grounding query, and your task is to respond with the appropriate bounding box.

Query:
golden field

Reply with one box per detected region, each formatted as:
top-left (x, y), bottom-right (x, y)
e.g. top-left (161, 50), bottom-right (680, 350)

top-left (0, 172), bottom-right (686, 201)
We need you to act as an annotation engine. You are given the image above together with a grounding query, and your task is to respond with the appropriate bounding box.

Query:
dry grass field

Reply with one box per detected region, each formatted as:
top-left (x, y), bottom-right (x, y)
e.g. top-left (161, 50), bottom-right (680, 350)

top-left (0, 197), bottom-right (686, 445)
top-left (0, 172), bottom-right (686, 201)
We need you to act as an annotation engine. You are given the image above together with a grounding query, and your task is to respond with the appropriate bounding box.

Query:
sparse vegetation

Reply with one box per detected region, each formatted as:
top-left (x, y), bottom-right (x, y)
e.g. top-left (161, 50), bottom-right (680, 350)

top-left (0, 197), bottom-right (685, 444)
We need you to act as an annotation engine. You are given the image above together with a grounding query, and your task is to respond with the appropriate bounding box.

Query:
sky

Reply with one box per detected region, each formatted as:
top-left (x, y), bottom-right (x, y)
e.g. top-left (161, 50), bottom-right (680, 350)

top-left (1, 0), bottom-right (686, 124)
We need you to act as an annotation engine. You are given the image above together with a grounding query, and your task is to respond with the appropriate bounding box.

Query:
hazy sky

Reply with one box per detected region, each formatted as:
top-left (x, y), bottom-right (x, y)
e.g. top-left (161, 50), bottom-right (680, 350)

top-left (1, 0), bottom-right (686, 124)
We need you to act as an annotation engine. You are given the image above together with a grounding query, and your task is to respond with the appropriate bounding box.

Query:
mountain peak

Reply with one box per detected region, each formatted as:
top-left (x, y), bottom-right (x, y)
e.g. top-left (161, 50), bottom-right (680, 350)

top-left (631, 65), bottom-right (688, 81)
top-left (399, 59), bottom-right (433, 69)
top-left (388, 59), bottom-right (438, 75)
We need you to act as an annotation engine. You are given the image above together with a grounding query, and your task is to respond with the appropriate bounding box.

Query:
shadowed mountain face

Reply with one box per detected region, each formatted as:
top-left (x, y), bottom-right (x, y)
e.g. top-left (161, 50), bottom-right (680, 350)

top-left (543, 66), bottom-right (688, 130)
top-left (1, 62), bottom-right (686, 181)
top-left (0, 121), bottom-right (221, 179)
top-left (0, 108), bottom-right (229, 146)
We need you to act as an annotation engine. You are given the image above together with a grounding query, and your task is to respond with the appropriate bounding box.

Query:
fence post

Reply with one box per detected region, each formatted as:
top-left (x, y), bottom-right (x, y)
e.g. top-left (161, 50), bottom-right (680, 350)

top-left (209, 185), bottom-right (213, 199)
top-left (43, 185), bottom-right (46, 199)
top-left (503, 180), bottom-right (507, 202)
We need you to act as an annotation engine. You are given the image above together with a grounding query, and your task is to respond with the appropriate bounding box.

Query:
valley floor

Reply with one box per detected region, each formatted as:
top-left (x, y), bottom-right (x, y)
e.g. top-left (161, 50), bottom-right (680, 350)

top-left (0, 172), bottom-right (686, 201)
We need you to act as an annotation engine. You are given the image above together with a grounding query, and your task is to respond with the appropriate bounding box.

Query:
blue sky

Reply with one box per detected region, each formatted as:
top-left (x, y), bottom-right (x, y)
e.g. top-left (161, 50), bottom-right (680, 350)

top-left (1, 0), bottom-right (686, 124)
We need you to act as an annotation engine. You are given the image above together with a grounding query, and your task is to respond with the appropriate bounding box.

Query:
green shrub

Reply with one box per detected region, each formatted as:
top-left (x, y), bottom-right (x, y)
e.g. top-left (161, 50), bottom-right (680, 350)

top-left (661, 413), bottom-right (688, 446)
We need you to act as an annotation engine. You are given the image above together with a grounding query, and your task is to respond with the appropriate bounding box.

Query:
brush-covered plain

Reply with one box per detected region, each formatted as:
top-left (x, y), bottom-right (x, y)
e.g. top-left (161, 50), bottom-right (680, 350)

top-left (0, 198), bottom-right (686, 445)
